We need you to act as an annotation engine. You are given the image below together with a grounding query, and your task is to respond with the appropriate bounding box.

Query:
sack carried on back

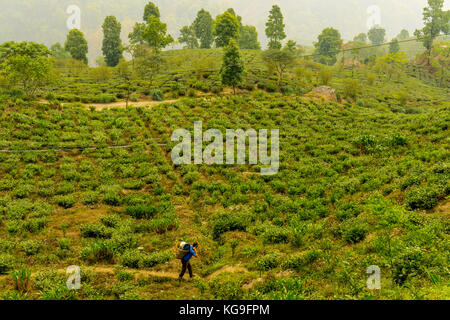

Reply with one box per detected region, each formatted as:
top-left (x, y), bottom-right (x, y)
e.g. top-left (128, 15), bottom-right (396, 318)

top-left (175, 241), bottom-right (190, 259)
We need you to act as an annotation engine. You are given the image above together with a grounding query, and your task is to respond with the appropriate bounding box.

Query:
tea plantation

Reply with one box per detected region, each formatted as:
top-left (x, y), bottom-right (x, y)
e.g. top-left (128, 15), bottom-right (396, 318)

top-left (0, 58), bottom-right (448, 299)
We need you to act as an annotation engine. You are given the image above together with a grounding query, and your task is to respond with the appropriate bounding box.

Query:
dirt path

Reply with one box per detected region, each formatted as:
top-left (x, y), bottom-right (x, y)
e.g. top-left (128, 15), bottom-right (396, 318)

top-left (62, 99), bottom-right (180, 110)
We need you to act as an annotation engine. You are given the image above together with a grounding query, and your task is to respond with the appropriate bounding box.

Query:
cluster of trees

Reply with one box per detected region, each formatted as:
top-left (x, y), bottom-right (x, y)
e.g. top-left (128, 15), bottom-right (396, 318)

top-left (0, 0), bottom-right (448, 99)
top-left (178, 8), bottom-right (260, 50)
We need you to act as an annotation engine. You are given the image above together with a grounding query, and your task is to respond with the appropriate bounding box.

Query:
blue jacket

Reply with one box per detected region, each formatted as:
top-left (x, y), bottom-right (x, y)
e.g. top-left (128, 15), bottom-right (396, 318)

top-left (182, 245), bottom-right (196, 262)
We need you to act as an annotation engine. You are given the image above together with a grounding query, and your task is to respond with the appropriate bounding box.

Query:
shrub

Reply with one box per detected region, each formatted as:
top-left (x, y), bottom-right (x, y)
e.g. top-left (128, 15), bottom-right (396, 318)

top-left (342, 78), bottom-right (360, 101)
top-left (20, 240), bottom-right (42, 256)
top-left (54, 194), bottom-right (77, 208)
top-left (81, 241), bottom-right (115, 264)
top-left (392, 247), bottom-right (424, 285)
top-left (282, 254), bottom-right (304, 271)
top-left (335, 201), bottom-right (363, 221)
top-left (405, 186), bottom-right (439, 210)
top-left (80, 223), bottom-right (113, 239)
top-left (10, 267), bottom-right (32, 293)
top-left (319, 67), bottom-right (333, 85)
top-left (340, 219), bottom-right (369, 244)
top-left (119, 250), bottom-right (142, 269)
top-left (0, 254), bottom-right (15, 274)
top-left (261, 226), bottom-right (291, 244)
top-left (140, 250), bottom-right (172, 268)
top-left (59, 238), bottom-right (70, 250)
top-left (209, 273), bottom-right (244, 300)
top-left (117, 271), bottom-right (134, 282)
top-left (366, 72), bottom-right (376, 85)
top-left (150, 89), bottom-right (163, 101)
top-left (254, 253), bottom-right (281, 272)
top-left (81, 191), bottom-right (99, 205)
top-left (100, 214), bottom-right (121, 228)
top-left (212, 212), bottom-right (251, 240)
top-left (124, 204), bottom-right (158, 219)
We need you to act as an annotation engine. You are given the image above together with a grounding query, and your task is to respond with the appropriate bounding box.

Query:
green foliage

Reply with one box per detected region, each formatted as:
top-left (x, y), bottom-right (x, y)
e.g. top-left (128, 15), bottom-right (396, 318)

top-left (221, 39), bottom-right (244, 93)
top-left (389, 39), bottom-right (400, 54)
top-left (141, 16), bottom-right (174, 51)
top-left (340, 218), bottom-right (369, 244)
top-left (0, 41), bottom-right (52, 97)
top-left (262, 49), bottom-right (295, 89)
top-left (80, 223), bottom-right (113, 239)
top-left (178, 26), bottom-right (199, 49)
top-left (254, 253), bottom-right (281, 271)
top-left (193, 9), bottom-right (215, 49)
top-left (414, 0), bottom-right (449, 53)
top-left (0, 254), bottom-right (15, 274)
top-left (265, 5), bottom-right (287, 50)
top-left (143, 2), bottom-right (160, 21)
top-left (102, 16), bottom-right (123, 67)
top-left (238, 26), bottom-right (261, 50)
top-left (318, 67), bottom-right (333, 85)
top-left (10, 267), bottom-right (32, 293)
top-left (342, 78), bottom-right (360, 100)
top-left (314, 28), bottom-right (342, 65)
top-left (20, 240), bottom-right (42, 256)
top-left (65, 29), bottom-right (89, 64)
top-left (368, 26), bottom-right (386, 45)
top-left (405, 186), bottom-right (439, 210)
top-left (214, 11), bottom-right (240, 48)
top-left (209, 273), bottom-right (244, 300)
top-left (212, 212), bottom-right (251, 240)
top-left (392, 247), bottom-right (425, 285)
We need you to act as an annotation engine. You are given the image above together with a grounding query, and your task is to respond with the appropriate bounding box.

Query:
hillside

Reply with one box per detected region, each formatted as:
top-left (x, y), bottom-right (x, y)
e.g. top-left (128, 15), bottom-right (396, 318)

top-left (0, 51), bottom-right (449, 299)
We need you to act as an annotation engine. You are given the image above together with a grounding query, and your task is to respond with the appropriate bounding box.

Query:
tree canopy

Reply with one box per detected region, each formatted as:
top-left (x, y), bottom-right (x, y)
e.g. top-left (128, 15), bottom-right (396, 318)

top-left (102, 16), bottom-right (123, 67)
top-left (221, 39), bottom-right (244, 94)
top-left (193, 9), bottom-right (215, 49)
top-left (65, 29), bottom-right (88, 64)
top-left (214, 11), bottom-right (240, 48)
top-left (314, 27), bottom-right (342, 65)
top-left (265, 5), bottom-right (287, 50)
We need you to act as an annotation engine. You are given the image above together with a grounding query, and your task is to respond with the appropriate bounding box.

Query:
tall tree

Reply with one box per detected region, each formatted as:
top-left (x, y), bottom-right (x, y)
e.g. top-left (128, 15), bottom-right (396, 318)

top-left (221, 39), bottom-right (244, 94)
top-left (193, 9), bottom-right (215, 49)
top-left (178, 25), bottom-right (199, 49)
top-left (389, 39), bottom-right (400, 54)
top-left (238, 25), bottom-right (261, 50)
top-left (414, 0), bottom-right (449, 63)
top-left (64, 29), bottom-right (88, 64)
top-left (143, 1), bottom-right (160, 21)
top-left (265, 5), bottom-right (287, 50)
top-left (368, 26), bottom-right (386, 45)
top-left (354, 33), bottom-right (367, 43)
top-left (50, 43), bottom-right (71, 60)
top-left (116, 60), bottom-right (134, 109)
top-left (141, 16), bottom-right (174, 51)
top-left (0, 41), bottom-right (52, 97)
top-left (102, 16), bottom-right (123, 67)
top-left (397, 29), bottom-right (410, 40)
top-left (314, 27), bottom-right (342, 66)
top-left (214, 11), bottom-right (240, 48)
top-left (262, 48), bottom-right (295, 89)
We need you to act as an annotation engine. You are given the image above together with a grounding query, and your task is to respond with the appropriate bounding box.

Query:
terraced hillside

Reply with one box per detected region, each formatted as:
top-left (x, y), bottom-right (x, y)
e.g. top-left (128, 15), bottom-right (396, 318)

top-left (0, 79), bottom-right (448, 299)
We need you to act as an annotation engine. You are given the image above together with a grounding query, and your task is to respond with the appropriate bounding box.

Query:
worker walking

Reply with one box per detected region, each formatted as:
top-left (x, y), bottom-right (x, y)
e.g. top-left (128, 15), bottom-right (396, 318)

top-left (179, 242), bottom-right (198, 281)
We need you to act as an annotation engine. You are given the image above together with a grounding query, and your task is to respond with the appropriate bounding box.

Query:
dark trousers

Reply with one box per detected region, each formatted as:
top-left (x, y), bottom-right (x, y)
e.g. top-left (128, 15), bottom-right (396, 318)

top-left (179, 260), bottom-right (193, 279)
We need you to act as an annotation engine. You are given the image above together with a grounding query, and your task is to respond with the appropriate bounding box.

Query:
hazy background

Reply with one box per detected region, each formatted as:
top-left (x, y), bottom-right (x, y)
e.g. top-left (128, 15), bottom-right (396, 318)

top-left (1, 0), bottom-right (449, 63)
